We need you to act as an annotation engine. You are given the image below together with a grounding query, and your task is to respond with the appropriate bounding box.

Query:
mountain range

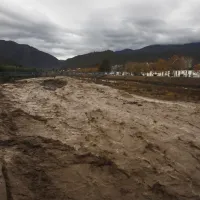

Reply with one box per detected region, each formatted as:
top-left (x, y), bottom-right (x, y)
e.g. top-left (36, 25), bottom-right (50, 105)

top-left (64, 43), bottom-right (200, 69)
top-left (0, 40), bottom-right (59, 68)
top-left (1, 39), bottom-right (200, 69)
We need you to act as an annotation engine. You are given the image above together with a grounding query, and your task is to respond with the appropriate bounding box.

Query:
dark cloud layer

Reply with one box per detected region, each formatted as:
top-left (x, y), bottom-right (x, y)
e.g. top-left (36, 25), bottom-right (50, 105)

top-left (0, 0), bottom-right (200, 59)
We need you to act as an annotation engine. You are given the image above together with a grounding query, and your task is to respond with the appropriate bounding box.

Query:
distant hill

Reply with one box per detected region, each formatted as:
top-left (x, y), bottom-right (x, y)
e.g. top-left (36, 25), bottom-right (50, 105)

top-left (0, 40), bottom-right (60, 69)
top-left (115, 49), bottom-right (133, 54)
top-left (1, 40), bottom-right (200, 70)
top-left (62, 42), bottom-right (200, 69)
top-left (63, 50), bottom-right (115, 69)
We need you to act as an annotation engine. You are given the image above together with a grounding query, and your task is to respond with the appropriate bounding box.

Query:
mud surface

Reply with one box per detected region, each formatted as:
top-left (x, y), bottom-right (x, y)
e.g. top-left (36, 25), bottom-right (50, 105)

top-left (82, 78), bottom-right (200, 102)
top-left (41, 79), bottom-right (67, 91)
top-left (0, 77), bottom-right (200, 200)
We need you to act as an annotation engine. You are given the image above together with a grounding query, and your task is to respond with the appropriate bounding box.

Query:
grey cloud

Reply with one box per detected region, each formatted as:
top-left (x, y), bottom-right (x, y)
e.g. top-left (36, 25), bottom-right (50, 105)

top-left (0, 7), bottom-right (60, 43)
top-left (1, 0), bottom-right (200, 59)
top-left (81, 0), bottom-right (200, 53)
top-left (0, 2), bottom-right (83, 58)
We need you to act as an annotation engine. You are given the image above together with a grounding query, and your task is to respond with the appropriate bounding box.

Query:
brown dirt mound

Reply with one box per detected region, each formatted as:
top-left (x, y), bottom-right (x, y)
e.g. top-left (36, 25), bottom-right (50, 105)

top-left (41, 79), bottom-right (67, 91)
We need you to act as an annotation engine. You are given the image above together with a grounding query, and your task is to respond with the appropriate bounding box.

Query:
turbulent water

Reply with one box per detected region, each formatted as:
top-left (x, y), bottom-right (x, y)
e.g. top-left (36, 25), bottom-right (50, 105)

top-left (0, 77), bottom-right (200, 200)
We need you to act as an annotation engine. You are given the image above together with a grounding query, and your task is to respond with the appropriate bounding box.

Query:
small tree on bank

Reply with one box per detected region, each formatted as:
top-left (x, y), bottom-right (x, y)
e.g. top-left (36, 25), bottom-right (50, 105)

top-left (99, 59), bottom-right (111, 72)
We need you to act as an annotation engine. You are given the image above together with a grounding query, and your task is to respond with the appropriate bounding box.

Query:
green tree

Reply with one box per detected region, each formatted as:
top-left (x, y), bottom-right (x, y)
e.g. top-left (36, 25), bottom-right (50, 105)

top-left (99, 59), bottom-right (111, 72)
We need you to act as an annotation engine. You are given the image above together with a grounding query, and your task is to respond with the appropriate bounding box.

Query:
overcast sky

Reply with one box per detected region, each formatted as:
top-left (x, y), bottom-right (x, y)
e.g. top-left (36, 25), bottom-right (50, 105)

top-left (0, 0), bottom-right (200, 59)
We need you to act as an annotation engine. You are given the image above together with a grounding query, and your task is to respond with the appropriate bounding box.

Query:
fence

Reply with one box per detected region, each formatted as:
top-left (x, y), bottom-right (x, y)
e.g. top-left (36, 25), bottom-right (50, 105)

top-left (0, 72), bottom-right (39, 78)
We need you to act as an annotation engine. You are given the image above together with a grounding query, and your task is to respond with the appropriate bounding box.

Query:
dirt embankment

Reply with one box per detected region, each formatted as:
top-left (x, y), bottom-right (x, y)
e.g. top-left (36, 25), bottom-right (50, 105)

top-left (80, 76), bottom-right (200, 102)
top-left (104, 76), bottom-right (200, 88)
top-left (0, 77), bottom-right (200, 200)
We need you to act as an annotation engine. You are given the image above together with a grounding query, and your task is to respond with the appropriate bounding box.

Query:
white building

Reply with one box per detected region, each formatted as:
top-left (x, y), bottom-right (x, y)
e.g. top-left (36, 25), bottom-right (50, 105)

top-left (145, 70), bottom-right (200, 77)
